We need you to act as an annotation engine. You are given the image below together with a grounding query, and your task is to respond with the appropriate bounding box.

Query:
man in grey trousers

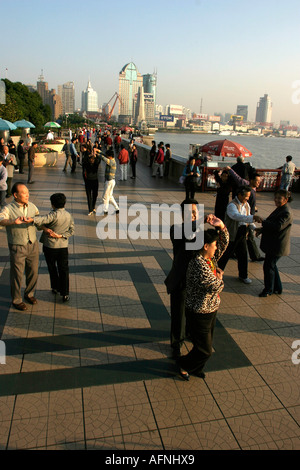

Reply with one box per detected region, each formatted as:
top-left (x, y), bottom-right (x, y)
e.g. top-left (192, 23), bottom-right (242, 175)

top-left (0, 182), bottom-right (39, 310)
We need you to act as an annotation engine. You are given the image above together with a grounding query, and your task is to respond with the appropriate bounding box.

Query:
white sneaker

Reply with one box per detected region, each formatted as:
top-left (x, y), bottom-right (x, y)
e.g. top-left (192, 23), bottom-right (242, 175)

top-left (88, 212), bottom-right (93, 216)
top-left (239, 277), bottom-right (252, 284)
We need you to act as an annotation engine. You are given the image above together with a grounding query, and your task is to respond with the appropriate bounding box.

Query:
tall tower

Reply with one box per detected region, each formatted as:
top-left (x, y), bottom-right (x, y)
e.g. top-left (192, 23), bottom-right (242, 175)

top-left (255, 94), bottom-right (272, 124)
top-left (142, 72), bottom-right (157, 105)
top-left (118, 62), bottom-right (143, 124)
top-left (81, 79), bottom-right (98, 112)
top-left (58, 81), bottom-right (75, 114)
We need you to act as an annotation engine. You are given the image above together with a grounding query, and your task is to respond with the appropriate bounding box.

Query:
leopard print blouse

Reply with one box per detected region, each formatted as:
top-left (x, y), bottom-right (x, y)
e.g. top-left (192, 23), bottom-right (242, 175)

top-left (185, 228), bottom-right (229, 314)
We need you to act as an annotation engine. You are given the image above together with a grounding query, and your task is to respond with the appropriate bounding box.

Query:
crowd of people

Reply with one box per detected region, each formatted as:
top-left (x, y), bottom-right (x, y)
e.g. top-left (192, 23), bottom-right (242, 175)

top-left (0, 129), bottom-right (296, 382)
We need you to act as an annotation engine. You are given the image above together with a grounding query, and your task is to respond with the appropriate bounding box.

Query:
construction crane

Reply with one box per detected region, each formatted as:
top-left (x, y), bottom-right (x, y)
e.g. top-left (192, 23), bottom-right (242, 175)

top-left (102, 92), bottom-right (122, 121)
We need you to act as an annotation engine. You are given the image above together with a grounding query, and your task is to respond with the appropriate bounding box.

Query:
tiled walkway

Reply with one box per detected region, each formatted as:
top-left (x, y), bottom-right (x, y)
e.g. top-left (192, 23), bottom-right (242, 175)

top-left (0, 151), bottom-right (299, 450)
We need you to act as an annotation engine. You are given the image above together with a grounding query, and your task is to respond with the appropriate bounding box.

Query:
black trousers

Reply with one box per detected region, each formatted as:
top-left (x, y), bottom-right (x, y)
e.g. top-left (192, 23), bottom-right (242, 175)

top-left (85, 179), bottom-right (99, 212)
top-left (43, 246), bottom-right (69, 296)
top-left (170, 288), bottom-right (186, 352)
top-left (178, 308), bottom-right (217, 374)
top-left (218, 225), bottom-right (248, 279)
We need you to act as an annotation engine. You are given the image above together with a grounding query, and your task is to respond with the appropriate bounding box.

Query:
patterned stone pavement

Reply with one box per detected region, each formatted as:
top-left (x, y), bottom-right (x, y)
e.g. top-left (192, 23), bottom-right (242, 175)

top-left (0, 150), bottom-right (299, 451)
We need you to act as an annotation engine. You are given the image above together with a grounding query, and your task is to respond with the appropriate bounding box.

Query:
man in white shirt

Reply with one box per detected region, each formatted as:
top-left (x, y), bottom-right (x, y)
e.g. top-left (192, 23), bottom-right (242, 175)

top-left (280, 155), bottom-right (296, 190)
top-left (218, 185), bottom-right (262, 284)
top-left (46, 130), bottom-right (54, 140)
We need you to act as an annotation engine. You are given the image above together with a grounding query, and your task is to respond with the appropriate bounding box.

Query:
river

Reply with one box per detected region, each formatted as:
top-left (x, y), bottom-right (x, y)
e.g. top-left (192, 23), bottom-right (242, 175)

top-left (152, 132), bottom-right (299, 170)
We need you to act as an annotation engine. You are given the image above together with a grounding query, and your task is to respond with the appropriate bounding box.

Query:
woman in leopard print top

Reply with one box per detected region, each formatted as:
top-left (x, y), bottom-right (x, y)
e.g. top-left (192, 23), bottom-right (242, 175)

top-left (177, 215), bottom-right (229, 380)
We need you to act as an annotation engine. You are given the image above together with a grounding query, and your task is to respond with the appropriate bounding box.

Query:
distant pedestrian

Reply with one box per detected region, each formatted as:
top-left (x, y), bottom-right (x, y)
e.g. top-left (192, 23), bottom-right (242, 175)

top-left (118, 144), bottom-right (129, 181)
top-left (30, 193), bottom-right (74, 303)
top-left (279, 156), bottom-right (296, 190)
top-left (2, 145), bottom-right (17, 196)
top-left (62, 139), bottom-right (72, 172)
top-left (17, 139), bottom-right (26, 174)
top-left (82, 148), bottom-right (101, 215)
top-left (152, 142), bottom-right (164, 178)
top-left (183, 156), bottom-right (200, 199)
top-left (100, 149), bottom-right (119, 214)
top-left (164, 144), bottom-right (172, 177)
top-left (27, 142), bottom-right (38, 184)
top-left (0, 156), bottom-right (7, 208)
top-left (70, 137), bottom-right (79, 173)
top-left (130, 144), bottom-right (138, 179)
top-left (149, 140), bottom-right (156, 167)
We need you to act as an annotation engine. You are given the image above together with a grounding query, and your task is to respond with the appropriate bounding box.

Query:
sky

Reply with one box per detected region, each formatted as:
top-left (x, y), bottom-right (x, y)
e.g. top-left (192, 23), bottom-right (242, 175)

top-left (1, 0), bottom-right (300, 125)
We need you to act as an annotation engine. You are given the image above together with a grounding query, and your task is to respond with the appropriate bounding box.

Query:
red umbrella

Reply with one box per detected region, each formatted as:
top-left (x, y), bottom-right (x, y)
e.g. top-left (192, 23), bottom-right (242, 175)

top-left (200, 139), bottom-right (252, 158)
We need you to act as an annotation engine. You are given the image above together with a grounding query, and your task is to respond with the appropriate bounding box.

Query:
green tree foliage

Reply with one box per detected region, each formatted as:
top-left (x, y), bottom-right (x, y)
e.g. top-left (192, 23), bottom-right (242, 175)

top-left (0, 79), bottom-right (51, 132)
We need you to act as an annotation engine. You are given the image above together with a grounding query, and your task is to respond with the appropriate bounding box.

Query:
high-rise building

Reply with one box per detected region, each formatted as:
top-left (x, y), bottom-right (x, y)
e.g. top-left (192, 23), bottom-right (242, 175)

top-left (36, 71), bottom-right (62, 120)
top-left (118, 62), bottom-right (143, 124)
top-left (143, 73), bottom-right (157, 105)
top-left (58, 81), bottom-right (75, 114)
top-left (236, 105), bottom-right (248, 122)
top-left (81, 79), bottom-right (98, 112)
top-left (255, 94), bottom-right (272, 124)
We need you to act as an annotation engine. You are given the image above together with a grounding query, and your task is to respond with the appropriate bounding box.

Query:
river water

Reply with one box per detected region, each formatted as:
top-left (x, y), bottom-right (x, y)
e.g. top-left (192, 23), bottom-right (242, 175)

top-left (152, 132), bottom-right (299, 170)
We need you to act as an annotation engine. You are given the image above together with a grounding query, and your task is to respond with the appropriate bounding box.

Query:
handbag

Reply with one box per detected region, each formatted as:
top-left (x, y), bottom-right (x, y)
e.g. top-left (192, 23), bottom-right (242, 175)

top-left (179, 175), bottom-right (186, 184)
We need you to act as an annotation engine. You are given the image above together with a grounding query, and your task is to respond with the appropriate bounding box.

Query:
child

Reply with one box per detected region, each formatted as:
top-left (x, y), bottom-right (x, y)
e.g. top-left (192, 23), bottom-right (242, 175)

top-left (28, 193), bottom-right (74, 302)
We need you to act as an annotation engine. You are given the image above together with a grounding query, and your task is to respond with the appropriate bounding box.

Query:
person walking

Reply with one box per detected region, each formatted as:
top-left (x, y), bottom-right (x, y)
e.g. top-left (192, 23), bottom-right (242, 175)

top-left (0, 182), bottom-right (39, 311)
top-left (279, 156), bottom-right (296, 190)
top-left (27, 142), bottom-right (38, 184)
top-left (28, 193), bottom-right (74, 303)
top-left (82, 148), bottom-right (101, 215)
top-left (100, 149), bottom-right (119, 214)
top-left (177, 215), bottom-right (229, 380)
top-left (256, 189), bottom-right (293, 297)
top-left (118, 144), bottom-right (129, 181)
top-left (62, 139), bottom-right (72, 172)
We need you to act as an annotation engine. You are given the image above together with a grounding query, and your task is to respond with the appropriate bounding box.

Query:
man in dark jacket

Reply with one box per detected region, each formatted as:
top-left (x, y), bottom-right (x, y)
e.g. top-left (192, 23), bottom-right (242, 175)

top-left (27, 142), bottom-right (38, 184)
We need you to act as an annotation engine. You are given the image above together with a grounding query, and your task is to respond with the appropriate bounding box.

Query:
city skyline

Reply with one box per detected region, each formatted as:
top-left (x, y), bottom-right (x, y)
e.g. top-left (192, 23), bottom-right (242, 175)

top-left (1, 0), bottom-right (300, 125)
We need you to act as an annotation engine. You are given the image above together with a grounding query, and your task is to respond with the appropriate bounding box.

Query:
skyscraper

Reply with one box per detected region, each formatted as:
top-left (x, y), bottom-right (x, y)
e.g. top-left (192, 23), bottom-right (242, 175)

top-left (36, 70), bottom-right (62, 120)
top-left (81, 80), bottom-right (98, 112)
top-left (255, 94), bottom-right (272, 124)
top-left (236, 105), bottom-right (248, 122)
top-left (143, 73), bottom-right (157, 105)
top-left (58, 81), bottom-right (75, 114)
top-left (118, 62), bottom-right (143, 124)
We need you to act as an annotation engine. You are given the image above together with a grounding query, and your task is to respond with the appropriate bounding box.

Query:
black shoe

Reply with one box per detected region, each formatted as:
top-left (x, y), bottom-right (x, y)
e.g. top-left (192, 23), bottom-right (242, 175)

top-left (252, 257), bottom-right (265, 262)
top-left (192, 370), bottom-right (206, 379)
top-left (179, 368), bottom-right (190, 381)
top-left (259, 290), bottom-right (272, 297)
top-left (52, 289), bottom-right (60, 295)
top-left (274, 290), bottom-right (282, 295)
top-left (62, 295), bottom-right (70, 302)
top-left (115, 210), bottom-right (119, 214)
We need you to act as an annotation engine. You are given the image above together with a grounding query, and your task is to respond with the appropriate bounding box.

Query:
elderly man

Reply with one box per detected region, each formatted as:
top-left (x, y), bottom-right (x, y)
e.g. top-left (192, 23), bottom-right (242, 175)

top-left (218, 185), bottom-right (262, 284)
top-left (2, 145), bottom-right (17, 197)
top-left (0, 182), bottom-right (39, 310)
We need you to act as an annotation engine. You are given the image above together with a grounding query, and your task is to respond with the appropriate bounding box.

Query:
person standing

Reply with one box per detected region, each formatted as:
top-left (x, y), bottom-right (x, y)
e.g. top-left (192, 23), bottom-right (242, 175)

top-left (3, 145), bottom-right (17, 197)
top-left (152, 143), bottom-right (164, 178)
top-left (279, 156), bottom-right (296, 190)
top-left (165, 198), bottom-right (200, 359)
top-left (0, 182), bottom-right (39, 311)
top-left (118, 144), bottom-right (129, 181)
top-left (164, 144), bottom-right (172, 177)
top-left (149, 140), bottom-right (156, 168)
top-left (0, 156), bottom-right (7, 209)
top-left (213, 169), bottom-right (231, 221)
top-left (70, 137), bottom-right (79, 173)
top-left (17, 139), bottom-right (26, 174)
top-left (130, 144), bottom-right (138, 179)
top-left (25, 133), bottom-right (32, 150)
top-left (27, 142), bottom-right (38, 184)
top-left (177, 215), bottom-right (229, 380)
top-left (29, 193), bottom-right (74, 303)
top-left (62, 139), bottom-right (72, 172)
top-left (218, 186), bottom-right (262, 284)
top-left (82, 148), bottom-right (101, 215)
top-left (256, 189), bottom-right (293, 297)
top-left (100, 149), bottom-right (119, 214)
top-left (183, 156), bottom-right (200, 199)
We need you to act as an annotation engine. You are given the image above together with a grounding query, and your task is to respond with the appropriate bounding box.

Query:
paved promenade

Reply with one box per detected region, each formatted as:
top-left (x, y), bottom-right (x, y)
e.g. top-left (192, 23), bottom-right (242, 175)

top-left (0, 151), bottom-right (299, 450)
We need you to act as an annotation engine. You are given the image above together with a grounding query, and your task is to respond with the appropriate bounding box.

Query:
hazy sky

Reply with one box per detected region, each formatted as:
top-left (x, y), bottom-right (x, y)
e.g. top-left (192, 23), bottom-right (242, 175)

top-left (2, 0), bottom-right (300, 125)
